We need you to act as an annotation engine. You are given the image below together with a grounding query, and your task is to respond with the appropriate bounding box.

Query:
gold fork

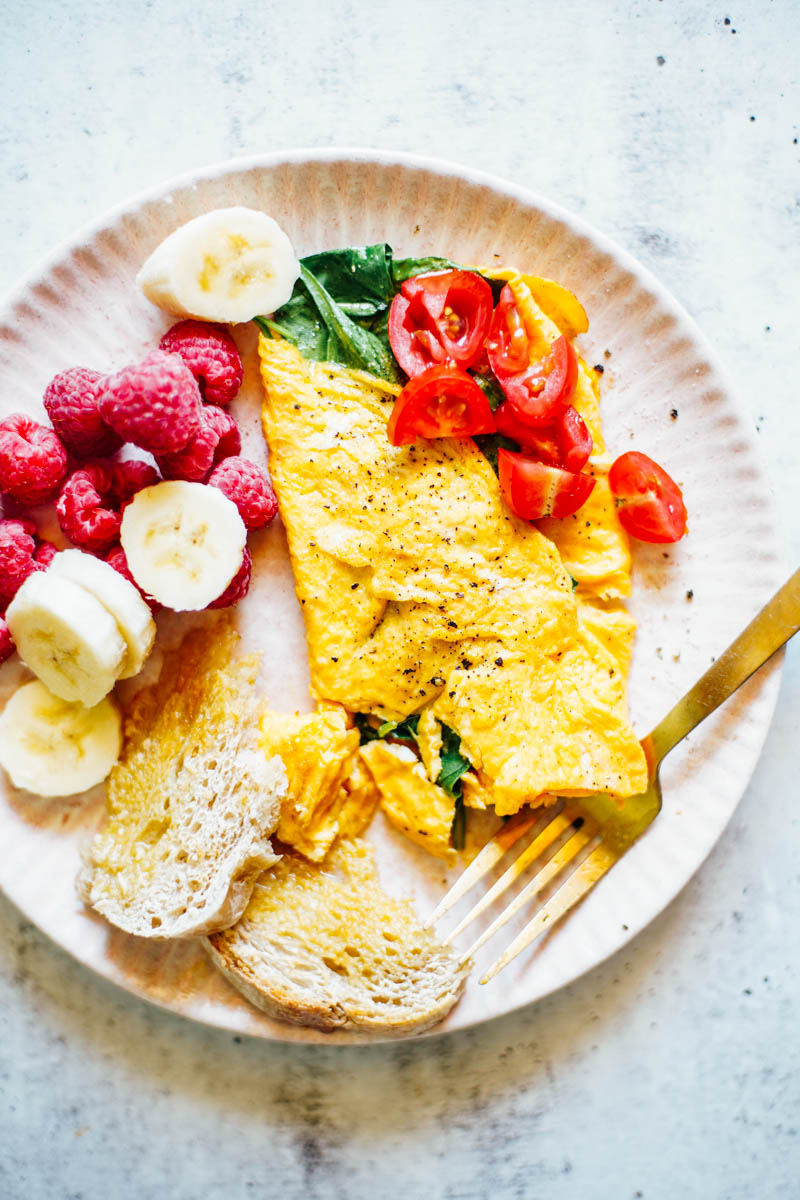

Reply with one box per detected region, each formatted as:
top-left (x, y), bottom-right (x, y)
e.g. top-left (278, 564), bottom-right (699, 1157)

top-left (427, 567), bottom-right (800, 983)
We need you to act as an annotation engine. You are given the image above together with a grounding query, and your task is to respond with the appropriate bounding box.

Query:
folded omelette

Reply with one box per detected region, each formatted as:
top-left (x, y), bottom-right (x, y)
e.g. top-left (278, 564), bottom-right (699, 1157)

top-left (258, 272), bottom-right (647, 817)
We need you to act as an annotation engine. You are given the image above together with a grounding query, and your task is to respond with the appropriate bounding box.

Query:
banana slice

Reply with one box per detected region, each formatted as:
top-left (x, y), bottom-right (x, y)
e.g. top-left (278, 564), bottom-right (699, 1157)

top-left (120, 480), bottom-right (247, 611)
top-left (47, 549), bottom-right (156, 679)
top-left (136, 206), bottom-right (300, 323)
top-left (0, 679), bottom-right (121, 797)
top-left (6, 573), bottom-right (127, 706)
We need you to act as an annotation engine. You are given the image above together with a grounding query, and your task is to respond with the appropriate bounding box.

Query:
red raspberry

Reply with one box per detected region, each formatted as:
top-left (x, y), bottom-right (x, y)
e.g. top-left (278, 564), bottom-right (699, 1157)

top-left (0, 519), bottom-right (39, 608)
top-left (33, 540), bottom-right (59, 568)
top-left (56, 465), bottom-right (120, 553)
top-left (159, 320), bottom-right (243, 406)
top-left (157, 413), bottom-right (220, 482)
top-left (105, 544), bottom-right (160, 612)
top-left (43, 367), bottom-right (121, 459)
top-left (203, 405), bottom-right (241, 462)
top-left (108, 458), bottom-right (160, 507)
top-left (97, 350), bottom-right (202, 456)
top-left (0, 414), bottom-right (67, 505)
top-left (207, 457), bottom-right (278, 531)
top-left (0, 617), bottom-right (14, 665)
top-left (157, 405), bottom-right (242, 482)
top-left (208, 547), bottom-right (252, 609)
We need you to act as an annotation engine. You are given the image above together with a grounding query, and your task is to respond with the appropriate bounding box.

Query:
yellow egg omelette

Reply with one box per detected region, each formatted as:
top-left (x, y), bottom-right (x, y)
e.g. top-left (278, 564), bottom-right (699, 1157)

top-left (258, 268), bottom-right (648, 819)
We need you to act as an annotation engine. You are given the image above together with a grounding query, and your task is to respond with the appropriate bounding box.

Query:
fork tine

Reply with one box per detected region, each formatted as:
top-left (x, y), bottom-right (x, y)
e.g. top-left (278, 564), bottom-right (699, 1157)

top-left (479, 841), bottom-right (619, 983)
top-left (460, 818), bottom-right (597, 965)
top-left (424, 806), bottom-right (547, 928)
top-left (444, 806), bottom-right (579, 944)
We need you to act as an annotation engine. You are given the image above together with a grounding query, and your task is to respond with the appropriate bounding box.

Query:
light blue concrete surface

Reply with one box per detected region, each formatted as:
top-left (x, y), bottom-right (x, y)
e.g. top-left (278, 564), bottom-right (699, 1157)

top-left (1, 2), bottom-right (798, 1197)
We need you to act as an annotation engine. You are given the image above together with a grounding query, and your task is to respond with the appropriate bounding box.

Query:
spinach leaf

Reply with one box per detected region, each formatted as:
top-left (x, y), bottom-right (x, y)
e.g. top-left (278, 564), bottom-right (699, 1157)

top-left (297, 265), bottom-right (402, 382)
top-left (353, 711), bottom-right (467, 795)
top-left (254, 307), bottom-right (328, 363)
top-left (302, 244), bottom-right (395, 317)
top-left (437, 723), bottom-right (470, 800)
top-left (471, 371), bottom-right (505, 412)
top-left (353, 713), bottom-right (471, 850)
top-left (437, 723), bottom-right (471, 852)
top-left (352, 713), bottom-right (381, 744)
top-left (451, 799), bottom-right (466, 851)
top-left (378, 713), bottom-right (420, 742)
top-left (391, 255), bottom-right (463, 285)
top-left (473, 431), bottom-right (520, 474)
top-left (353, 712), bottom-right (420, 744)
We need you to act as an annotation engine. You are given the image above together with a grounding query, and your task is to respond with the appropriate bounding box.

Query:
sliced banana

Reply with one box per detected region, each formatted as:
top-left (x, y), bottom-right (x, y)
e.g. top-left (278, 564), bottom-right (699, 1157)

top-left (47, 549), bottom-right (156, 679)
top-left (120, 480), bottom-right (247, 611)
top-left (0, 679), bottom-right (121, 797)
top-left (6, 573), bottom-right (127, 707)
top-left (136, 206), bottom-right (300, 323)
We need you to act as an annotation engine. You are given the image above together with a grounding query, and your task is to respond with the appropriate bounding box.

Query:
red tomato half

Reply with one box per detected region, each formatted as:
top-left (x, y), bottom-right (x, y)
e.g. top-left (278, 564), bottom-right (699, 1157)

top-left (498, 450), bottom-right (596, 521)
top-left (502, 334), bottom-right (579, 424)
top-left (557, 406), bottom-right (593, 473)
top-left (388, 270), bottom-right (494, 377)
top-left (608, 451), bottom-right (688, 543)
top-left (494, 401), bottom-right (560, 464)
top-left (486, 285), bottom-right (532, 376)
top-left (386, 365), bottom-right (496, 446)
top-left (486, 286), bottom-right (579, 423)
top-left (494, 402), bottom-right (593, 473)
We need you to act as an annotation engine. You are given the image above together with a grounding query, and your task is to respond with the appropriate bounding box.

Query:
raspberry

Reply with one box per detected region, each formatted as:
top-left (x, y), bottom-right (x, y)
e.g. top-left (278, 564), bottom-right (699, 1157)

top-left (105, 544), bottom-right (160, 612)
top-left (56, 465), bottom-right (120, 553)
top-left (208, 547), bottom-right (252, 609)
top-left (0, 617), bottom-right (14, 665)
top-left (159, 320), bottom-right (243, 406)
top-left (0, 414), bottom-right (67, 505)
top-left (43, 367), bottom-right (121, 459)
top-left (157, 405), bottom-right (242, 482)
top-left (157, 414), bottom-right (220, 482)
top-left (97, 350), bottom-right (202, 456)
top-left (108, 458), bottom-right (160, 507)
top-left (33, 540), bottom-right (59, 568)
top-left (207, 457), bottom-right (278, 531)
top-left (203, 405), bottom-right (241, 462)
top-left (0, 519), bottom-right (39, 608)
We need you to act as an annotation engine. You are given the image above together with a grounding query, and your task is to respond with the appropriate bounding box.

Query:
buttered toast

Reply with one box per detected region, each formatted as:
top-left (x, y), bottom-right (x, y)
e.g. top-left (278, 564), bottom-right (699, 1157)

top-left (205, 838), bottom-right (469, 1033)
top-left (79, 625), bottom-right (287, 939)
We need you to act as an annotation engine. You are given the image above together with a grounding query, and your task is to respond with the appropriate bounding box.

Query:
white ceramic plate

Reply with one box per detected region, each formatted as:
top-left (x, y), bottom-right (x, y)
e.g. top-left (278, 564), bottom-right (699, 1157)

top-left (0, 150), bottom-right (784, 1043)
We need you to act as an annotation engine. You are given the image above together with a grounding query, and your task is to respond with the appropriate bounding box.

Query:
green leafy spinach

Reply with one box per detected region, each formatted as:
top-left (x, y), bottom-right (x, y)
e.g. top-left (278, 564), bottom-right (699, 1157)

top-left (258, 243), bottom-right (501, 389)
top-left (354, 713), bottom-right (471, 849)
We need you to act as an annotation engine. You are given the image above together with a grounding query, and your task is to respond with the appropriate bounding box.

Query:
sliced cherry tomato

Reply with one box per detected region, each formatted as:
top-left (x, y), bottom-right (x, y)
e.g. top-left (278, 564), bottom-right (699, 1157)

top-left (386, 365), bottom-right (496, 446)
top-left (388, 270), bottom-right (494, 377)
top-left (498, 450), bottom-right (596, 521)
top-left (494, 402), bottom-right (592, 473)
top-left (557, 406), bottom-right (593, 473)
top-left (486, 284), bottom-right (532, 376)
top-left (494, 401), bottom-right (560, 464)
top-left (486, 286), bottom-right (578, 422)
top-left (608, 451), bottom-right (688, 544)
top-left (502, 334), bottom-right (578, 424)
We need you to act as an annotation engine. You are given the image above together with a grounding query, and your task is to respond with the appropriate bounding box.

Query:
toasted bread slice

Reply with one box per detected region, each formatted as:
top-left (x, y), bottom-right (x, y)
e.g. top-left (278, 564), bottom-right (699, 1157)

top-left (205, 838), bottom-right (468, 1034)
top-left (78, 624), bottom-right (287, 939)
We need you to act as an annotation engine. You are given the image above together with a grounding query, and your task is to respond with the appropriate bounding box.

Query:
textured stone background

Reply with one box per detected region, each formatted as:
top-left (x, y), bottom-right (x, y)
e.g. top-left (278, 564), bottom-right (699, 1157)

top-left (1, 2), bottom-right (798, 1198)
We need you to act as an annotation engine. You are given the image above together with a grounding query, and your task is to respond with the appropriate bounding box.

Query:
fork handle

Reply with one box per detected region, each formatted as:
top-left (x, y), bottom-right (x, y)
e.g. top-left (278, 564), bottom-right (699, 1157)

top-left (644, 567), bottom-right (800, 769)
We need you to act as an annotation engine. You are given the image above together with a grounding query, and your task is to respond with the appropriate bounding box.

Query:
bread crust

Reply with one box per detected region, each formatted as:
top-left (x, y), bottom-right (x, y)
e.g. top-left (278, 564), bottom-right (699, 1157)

top-left (204, 840), bottom-right (468, 1034)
